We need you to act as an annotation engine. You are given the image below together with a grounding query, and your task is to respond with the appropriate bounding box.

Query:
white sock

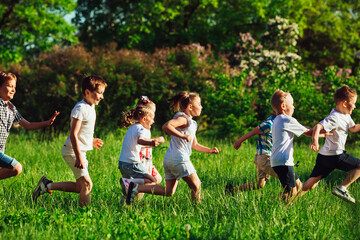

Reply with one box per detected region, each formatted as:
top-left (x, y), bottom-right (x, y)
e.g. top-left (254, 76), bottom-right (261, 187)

top-left (338, 185), bottom-right (347, 191)
top-left (129, 178), bottom-right (145, 185)
top-left (47, 183), bottom-right (52, 190)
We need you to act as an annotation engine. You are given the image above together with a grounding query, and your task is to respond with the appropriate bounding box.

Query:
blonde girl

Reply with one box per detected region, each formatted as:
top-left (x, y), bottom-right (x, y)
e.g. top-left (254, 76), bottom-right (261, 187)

top-left (125, 91), bottom-right (219, 205)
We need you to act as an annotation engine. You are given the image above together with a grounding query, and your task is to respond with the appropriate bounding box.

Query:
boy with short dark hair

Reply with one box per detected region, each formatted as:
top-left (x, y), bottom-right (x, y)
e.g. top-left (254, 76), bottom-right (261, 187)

top-left (0, 71), bottom-right (59, 181)
top-left (302, 85), bottom-right (360, 203)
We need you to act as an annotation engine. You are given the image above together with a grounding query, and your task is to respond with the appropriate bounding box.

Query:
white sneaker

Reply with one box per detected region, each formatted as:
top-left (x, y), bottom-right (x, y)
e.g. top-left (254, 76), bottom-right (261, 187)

top-left (32, 175), bottom-right (52, 202)
top-left (332, 186), bottom-right (355, 204)
top-left (119, 178), bottom-right (130, 196)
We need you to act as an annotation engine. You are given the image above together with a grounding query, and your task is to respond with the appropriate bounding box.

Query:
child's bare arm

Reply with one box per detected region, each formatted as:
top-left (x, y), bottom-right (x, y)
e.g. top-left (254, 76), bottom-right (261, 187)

top-left (192, 136), bottom-right (219, 154)
top-left (162, 116), bottom-right (192, 142)
top-left (138, 137), bottom-right (164, 147)
top-left (349, 124), bottom-right (360, 133)
top-left (310, 123), bottom-right (324, 151)
top-left (69, 118), bottom-right (85, 169)
top-left (234, 127), bottom-right (262, 150)
top-left (19, 111), bottom-right (59, 130)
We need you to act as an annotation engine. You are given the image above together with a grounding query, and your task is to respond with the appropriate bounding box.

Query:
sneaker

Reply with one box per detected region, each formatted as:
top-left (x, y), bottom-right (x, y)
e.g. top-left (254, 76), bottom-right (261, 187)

top-left (332, 186), bottom-right (355, 204)
top-left (32, 175), bottom-right (53, 202)
top-left (126, 182), bottom-right (139, 205)
top-left (225, 182), bottom-right (234, 195)
top-left (119, 178), bottom-right (130, 196)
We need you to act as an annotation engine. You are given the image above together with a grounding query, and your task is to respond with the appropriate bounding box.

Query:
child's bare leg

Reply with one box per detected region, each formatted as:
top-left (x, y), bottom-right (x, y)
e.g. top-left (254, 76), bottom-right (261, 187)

top-left (137, 179), bottom-right (177, 196)
top-left (301, 176), bottom-right (322, 196)
top-left (340, 166), bottom-right (360, 188)
top-left (182, 173), bottom-right (201, 203)
top-left (143, 174), bottom-right (156, 184)
top-left (237, 178), bottom-right (266, 191)
top-left (50, 182), bottom-right (78, 192)
top-left (0, 163), bottom-right (22, 180)
top-left (76, 175), bottom-right (93, 207)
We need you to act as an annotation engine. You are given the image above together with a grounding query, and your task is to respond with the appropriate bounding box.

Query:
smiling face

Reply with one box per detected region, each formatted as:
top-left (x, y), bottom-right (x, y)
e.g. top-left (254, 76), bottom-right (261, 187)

top-left (84, 85), bottom-right (105, 106)
top-left (342, 96), bottom-right (357, 115)
top-left (0, 79), bottom-right (16, 102)
top-left (141, 111), bottom-right (155, 130)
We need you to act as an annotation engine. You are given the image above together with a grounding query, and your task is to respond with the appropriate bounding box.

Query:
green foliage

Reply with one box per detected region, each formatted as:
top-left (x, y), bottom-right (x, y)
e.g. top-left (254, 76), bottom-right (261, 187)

top-left (0, 0), bottom-right (78, 66)
top-left (1, 132), bottom-right (360, 239)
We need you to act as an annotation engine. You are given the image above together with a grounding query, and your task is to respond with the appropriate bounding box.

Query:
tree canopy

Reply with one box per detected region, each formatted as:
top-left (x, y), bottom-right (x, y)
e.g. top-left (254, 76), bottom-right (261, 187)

top-left (0, 0), bottom-right (77, 66)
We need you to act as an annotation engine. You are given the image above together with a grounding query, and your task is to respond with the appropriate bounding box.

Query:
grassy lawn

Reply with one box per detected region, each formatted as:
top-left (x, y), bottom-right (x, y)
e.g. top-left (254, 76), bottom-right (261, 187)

top-left (0, 131), bottom-right (359, 239)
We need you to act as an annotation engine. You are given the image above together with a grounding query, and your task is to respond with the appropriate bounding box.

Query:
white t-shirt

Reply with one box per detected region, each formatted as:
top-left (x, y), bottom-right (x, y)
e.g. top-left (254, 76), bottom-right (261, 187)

top-left (63, 100), bottom-right (96, 154)
top-left (271, 114), bottom-right (307, 167)
top-left (118, 123), bottom-right (150, 164)
top-left (319, 109), bottom-right (355, 156)
top-left (163, 112), bottom-right (197, 163)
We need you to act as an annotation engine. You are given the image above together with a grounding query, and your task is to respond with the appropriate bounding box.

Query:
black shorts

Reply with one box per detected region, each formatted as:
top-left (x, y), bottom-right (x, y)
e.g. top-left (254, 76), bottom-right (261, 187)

top-left (272, 166), bottom-right (299, 193)
top-left (310, 152), bottom-right (360, 178)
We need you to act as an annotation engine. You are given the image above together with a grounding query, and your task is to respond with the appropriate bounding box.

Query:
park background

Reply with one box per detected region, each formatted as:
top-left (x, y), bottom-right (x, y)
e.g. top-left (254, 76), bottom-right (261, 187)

top-left (1, 1), bottom-right (360, 239)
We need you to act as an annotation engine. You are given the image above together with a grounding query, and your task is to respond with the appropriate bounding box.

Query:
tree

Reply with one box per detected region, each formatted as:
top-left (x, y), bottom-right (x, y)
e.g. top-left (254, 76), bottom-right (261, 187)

top-left (0, 0), bottom-right (78, 66)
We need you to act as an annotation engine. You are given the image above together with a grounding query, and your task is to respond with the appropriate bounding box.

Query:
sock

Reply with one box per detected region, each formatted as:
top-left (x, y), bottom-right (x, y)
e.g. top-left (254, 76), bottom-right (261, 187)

top-left (129, 178), bottom-right (145, 185)
top-left (338, 185), bottom-right (347, 191)
top-left (47, 183), bottom-right (52, 190)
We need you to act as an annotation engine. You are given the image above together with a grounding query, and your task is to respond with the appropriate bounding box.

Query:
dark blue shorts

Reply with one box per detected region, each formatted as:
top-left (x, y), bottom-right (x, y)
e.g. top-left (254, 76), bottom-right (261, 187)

top-left (310, 152), bottom-right (360, 178)
top-left (0, 152), bottom-right (19, 169)
top-left (272, 166), bottom-right (299, 193)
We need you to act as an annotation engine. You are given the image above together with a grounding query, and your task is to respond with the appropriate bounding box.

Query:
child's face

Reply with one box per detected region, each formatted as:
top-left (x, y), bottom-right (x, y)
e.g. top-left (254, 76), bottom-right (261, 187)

top-left (190, 97), bottom-right (202, 117)
top-left (84, 85), bottom-right (105, 106)
top-left (344, 96), bottom-right (357, 114)
top-left (141, 112), bottom-right (155, 130)
top-left (0, 79), bottom-right (16, 102)
top-left (283, 94), bottom-right (295, 117)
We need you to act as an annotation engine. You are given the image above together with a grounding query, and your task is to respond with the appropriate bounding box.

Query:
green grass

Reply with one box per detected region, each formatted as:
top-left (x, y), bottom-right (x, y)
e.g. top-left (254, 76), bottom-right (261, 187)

top-left (1, 132), bottom-right (359, 239)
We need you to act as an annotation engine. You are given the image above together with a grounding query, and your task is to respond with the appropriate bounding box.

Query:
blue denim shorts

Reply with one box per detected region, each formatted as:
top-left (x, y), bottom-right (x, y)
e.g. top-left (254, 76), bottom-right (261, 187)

top-left (118, 161), bottom-right (149, 178)
top-left (0, 152), bottom-right (19, 169)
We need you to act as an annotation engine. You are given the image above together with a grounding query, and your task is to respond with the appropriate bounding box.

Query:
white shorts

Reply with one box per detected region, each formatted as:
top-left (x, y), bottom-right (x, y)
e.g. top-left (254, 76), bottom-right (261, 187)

top-left (62, 151), bottom-right (89, 180)
top-left (163, 160), bottom-right (196, 180)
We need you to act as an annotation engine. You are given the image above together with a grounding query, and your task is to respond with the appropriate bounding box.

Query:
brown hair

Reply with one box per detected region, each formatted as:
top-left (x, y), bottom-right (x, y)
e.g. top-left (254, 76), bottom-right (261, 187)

top-left (0, 71), bottom-right (17, 86)
top-left (271, 89), bottom-right (291, 115)
top-left (136, 96), bottom-right (156, 112)
top-left (168, 91), bottom-right (200, 111)
top-left (122, 106), bottom-right (154, 128)
top-left (82, 75), bottom-right (107, 95)
top-left (334, 85), bottom-right (357, 104)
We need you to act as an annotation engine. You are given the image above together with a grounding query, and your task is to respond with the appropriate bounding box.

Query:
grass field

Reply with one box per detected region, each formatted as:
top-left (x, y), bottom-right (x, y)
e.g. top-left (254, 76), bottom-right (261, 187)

top-left (0, 131), bottom-right (359, 239)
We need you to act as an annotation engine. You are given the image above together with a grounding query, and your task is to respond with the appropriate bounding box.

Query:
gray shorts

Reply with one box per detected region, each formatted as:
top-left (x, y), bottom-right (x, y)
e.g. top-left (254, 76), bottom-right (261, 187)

top-left (118, 161), bottom-right (149, 179)
top-left (0, 152), bottom-right (19, 169)
top-left (163, 160), bottom-right (196, 180)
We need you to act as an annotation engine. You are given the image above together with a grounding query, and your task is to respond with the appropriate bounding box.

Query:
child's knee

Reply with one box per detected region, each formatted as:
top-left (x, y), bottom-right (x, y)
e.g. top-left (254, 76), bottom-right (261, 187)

top-left (78, 178), bottom-right (92, 192)
top-left (155, 175), bottom-right (162, 185)
top-left (13, 163), bottom-right (22, 176)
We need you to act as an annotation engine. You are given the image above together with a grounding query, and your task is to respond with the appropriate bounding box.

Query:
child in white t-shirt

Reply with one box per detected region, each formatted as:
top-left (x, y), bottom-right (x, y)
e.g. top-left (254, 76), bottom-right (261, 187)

top-left (33, 75), bottom-right (107, 207)
top-left (302, 85), bottom-right (360, 203)
top-left (118, 105), bottom-right (164, 199)
top-left (270, 90), bottom-right (313, 201)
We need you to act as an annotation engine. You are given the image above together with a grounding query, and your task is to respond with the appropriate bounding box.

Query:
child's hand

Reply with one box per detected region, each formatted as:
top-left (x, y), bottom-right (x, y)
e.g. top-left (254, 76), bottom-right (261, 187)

top-left (48, 111), bottom-right (60, 125)
top-left (183, 134), bottom-right (192, 142)
top-left (210, 147), bottom-right (219, 154)
top-left (152, 139), bottom-right (161, 147)
top-left (156, 136), bottom-right (165, 143)
top-left (234, 140), bottom-right (242, 150)
top-left (310, 141), bottom-right (319, 151)
top-left (75, 158), bottom-right (85, 169)
top-left (93, 138), bottom-right (103, 149)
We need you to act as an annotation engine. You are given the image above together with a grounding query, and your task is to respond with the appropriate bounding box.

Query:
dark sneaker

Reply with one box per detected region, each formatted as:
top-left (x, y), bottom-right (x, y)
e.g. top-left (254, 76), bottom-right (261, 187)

top-left (126, 182), bottom-right (139, 205)
top-left (32, 175), bottom-right (53, 202)
top-left (225, 182), bottom-right (234, 195)
top-left (332, 186), bottom-right (355, 204)
top-left (119, 178), bottom-right (130, 196)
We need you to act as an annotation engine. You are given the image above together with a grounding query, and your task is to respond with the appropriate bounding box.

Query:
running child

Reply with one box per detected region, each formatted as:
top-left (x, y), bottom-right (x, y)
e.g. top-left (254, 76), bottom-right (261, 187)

top-left (125, 91), bottom-right (219, 205)
top-left (0, 71), bottom-right (59, 181)
top-left (32, 75), bottom-right (107, 207)
top-left (302, 85), bottom-right (360, 203)
top-left (118, 104), bottom-right (165, 198)
top-left (226, 112), bottom-right (278, 193)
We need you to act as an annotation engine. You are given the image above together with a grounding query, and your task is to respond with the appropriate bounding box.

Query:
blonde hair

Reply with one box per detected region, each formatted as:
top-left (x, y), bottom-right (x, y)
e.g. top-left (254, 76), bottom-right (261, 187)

top-left (122, 106), bottom-right (154, 128)
top-left (0, 71), bottom-right (17, 86)
top-left (136, 96), bottom-right (156, 112)
top-left (334, 85), bottom-right (357, 104)
top-left (169, 91), bottom-right (200, 111)
top-left (271, 89), bottom-right (291, 115)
